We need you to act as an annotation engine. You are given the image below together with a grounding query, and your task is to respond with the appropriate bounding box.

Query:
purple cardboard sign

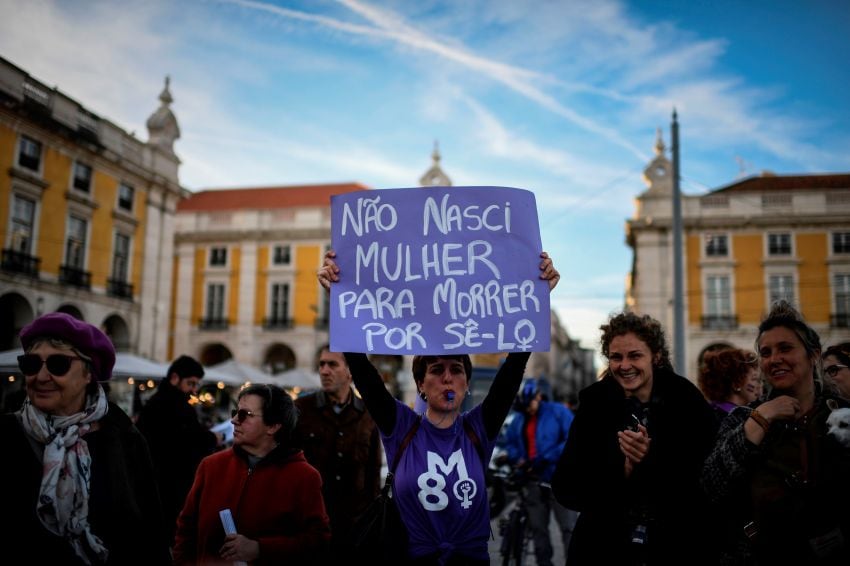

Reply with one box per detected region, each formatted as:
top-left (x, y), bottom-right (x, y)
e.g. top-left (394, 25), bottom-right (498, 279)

top-left (329, 186), bottom-right (549, 355)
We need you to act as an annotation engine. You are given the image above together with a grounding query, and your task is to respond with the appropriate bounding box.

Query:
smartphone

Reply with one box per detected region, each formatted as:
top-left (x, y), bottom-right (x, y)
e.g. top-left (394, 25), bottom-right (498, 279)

top-left (625, 413), bottom-right (641, 432)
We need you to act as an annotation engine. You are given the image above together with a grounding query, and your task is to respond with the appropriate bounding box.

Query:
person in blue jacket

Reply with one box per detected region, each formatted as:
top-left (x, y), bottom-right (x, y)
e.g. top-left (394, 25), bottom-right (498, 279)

top-left (503, 378), bottom-right (577, 566)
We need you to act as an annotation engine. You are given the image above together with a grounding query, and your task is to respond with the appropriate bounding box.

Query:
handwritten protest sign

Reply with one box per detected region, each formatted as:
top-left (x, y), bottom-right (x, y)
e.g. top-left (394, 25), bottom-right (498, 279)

top-left (329, 186), bottom-right (550, 355)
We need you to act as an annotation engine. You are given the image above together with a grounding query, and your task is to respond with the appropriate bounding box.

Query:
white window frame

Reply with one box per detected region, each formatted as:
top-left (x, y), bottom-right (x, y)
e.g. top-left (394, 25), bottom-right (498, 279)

top-left (269, 281), bottom-right (291, 322)
top-left (72, 161), bottom-right (93, 194)
top-left (834, 273), bottom-right (850, 316)
top-left (17, 134), bottom-right (42, 174)
top-left (703, 233), bottom-right (729, 258)
top-left (7, 194), bottom-right (38, 255)
top-left (768, 273), bottom-right (795, 306)
top-left (831, 231), bottom-right (850, 256)
top-left (209, 246), bottom-right (228, 267)
top-left (117, 182), bottom-right (134, 212)
top-left (767, 232), bottom-right (793, 257)
top-left (272, 244), bottom-right (292, 266)
top-left (111, 232), bottom-right (132, 282)
top-left (204, 281), bottom-right (227, 321)
top-left (64, 214), bottom-right (89, 270)
top-left (705, 274), bottom-right (732, 316)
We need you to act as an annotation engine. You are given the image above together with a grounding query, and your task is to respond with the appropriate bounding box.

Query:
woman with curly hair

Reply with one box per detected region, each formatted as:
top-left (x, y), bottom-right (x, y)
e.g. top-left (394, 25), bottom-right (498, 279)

top-left (552, 311), bottom-right (717, 565)
top-left (698, 348), bottom-right (761, 422)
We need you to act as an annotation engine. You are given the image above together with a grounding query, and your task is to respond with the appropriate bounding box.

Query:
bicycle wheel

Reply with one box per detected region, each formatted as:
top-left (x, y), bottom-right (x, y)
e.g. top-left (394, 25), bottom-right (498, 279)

top-left (500, 508), bottom-right (524, 566)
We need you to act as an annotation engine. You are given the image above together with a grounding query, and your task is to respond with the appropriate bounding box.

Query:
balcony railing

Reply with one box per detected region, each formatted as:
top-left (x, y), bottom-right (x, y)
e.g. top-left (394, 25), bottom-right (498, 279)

top-left (831, 313), bottom-right (850, 328)
top-left (263, 317), bottom-right (294, 330)
top-left (1, 249), bottom-right (40, 278)
top-left (314, 315), bottom-right (330, 330)
top-left (701, 314), bottom-right (739, 330)
top-left (107, 278), bottom-right (134, 300)
top-left (59, 264), bottom-right (91, 289)
top-left (198, 317), bottom-right (229, 330)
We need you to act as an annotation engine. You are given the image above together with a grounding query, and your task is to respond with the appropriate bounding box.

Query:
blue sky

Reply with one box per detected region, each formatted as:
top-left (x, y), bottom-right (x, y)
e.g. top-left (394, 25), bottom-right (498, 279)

top-left (2, 0), bottom-right (848, 355)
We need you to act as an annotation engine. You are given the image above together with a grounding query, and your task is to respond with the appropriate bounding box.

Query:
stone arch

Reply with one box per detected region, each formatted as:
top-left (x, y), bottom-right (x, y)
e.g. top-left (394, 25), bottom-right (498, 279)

top-left (56, 303), bottom-right (84, 320)
top-left (264, 343), bottom-right (295, 374)
top-left (0, 293), bottom-right (34, 350)
top-left (102, 314), bottom-right (131, 352)
top-left (199, 343), bottom-right (233, 366)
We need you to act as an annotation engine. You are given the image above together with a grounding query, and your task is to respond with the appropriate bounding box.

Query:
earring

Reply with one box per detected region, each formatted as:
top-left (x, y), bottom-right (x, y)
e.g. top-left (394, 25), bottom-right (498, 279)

top-left (420, 392), bottom-right (427, 401)
top-left (465, 390), bottom-right (471, 397)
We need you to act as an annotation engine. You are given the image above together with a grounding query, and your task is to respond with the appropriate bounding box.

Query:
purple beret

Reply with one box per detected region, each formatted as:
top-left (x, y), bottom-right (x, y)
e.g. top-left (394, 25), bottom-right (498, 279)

top-left (19, 312), bottom-right (116, 381)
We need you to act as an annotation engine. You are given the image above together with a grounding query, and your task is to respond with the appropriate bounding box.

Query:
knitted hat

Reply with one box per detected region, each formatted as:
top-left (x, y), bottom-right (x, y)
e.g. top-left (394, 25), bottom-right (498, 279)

top-left (19, 312), bottom-right (116, 381)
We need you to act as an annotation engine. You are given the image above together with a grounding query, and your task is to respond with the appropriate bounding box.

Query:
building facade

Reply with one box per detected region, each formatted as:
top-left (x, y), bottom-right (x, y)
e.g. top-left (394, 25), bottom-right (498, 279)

top-left (170, 183), bottom-right (368, 375)
top-left (627, 130), bottom-right (850, 379)
top-left (0, 56), bottom-right (185, 360)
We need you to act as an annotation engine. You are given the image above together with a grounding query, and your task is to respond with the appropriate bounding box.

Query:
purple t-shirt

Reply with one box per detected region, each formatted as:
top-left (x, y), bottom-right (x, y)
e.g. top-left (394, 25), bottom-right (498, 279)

top-left (385, 401), bottom-right (494, 561)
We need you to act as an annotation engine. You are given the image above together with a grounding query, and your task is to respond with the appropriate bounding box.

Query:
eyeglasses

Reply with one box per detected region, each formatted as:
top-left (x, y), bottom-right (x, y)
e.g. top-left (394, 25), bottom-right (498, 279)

top-left (231, 408), bottom-right (263, 423)
top-left (825, 364), bottom-right (849, 378)
top-left (18, 354), bottom-right (82, 376)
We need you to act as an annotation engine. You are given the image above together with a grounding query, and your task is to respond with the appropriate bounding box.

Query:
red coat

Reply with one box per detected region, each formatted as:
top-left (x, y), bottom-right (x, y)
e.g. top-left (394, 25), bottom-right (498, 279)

top-left (173, 445), bottom-right (330, 565)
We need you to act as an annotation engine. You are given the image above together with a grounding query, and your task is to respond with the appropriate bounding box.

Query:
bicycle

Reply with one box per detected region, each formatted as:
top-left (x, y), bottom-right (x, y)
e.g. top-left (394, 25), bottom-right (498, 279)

top-left (496, 467), bottom-right (534, 565)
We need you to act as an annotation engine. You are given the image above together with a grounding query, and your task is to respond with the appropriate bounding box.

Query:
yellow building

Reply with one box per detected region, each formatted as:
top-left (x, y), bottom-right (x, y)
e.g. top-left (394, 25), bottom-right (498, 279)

top-left (0, 56), bottom-right (185, 359)
top-left (627, 131), bottom-right (850, 379)
top-left (170, 183), bottom-right (368, 373)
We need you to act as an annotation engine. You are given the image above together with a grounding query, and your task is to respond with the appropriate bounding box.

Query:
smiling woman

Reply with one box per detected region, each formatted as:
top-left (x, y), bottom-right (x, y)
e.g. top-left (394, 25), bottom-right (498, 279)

top-left (552, 311), bottom-right (718, 565)
top-left (0, 312), bottom-right (171, 565)
top-left (701, 301), bottom-right (850, 564)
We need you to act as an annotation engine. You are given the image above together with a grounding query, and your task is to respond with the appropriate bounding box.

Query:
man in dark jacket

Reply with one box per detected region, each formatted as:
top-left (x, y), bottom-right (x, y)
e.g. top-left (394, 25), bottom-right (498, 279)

top-left (293, 346), bottom-right (382, 563)
top-left (503, 378), bottom-right (577, 566)
top-left (136, 355), bottom-right (221, 541)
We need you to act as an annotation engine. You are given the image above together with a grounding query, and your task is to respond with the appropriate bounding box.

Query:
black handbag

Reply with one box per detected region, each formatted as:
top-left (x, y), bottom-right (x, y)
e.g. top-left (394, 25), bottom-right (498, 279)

top-left (351, 417), bottom-right (421, 561)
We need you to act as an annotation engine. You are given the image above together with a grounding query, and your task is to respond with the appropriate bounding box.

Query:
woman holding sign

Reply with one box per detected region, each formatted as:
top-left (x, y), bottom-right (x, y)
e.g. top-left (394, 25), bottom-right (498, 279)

top-left (318, 250), bottom-right (559, 565)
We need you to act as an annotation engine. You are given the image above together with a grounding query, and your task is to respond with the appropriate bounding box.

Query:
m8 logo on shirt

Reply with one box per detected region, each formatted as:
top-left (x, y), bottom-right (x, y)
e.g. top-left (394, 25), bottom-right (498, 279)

top-left (417, 449), bottom-right (479, 511)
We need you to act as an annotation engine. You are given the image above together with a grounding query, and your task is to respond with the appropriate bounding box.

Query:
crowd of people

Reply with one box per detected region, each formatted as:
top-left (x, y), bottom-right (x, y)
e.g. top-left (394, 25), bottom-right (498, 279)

top-left (3, 255), bottom-right (850, 565)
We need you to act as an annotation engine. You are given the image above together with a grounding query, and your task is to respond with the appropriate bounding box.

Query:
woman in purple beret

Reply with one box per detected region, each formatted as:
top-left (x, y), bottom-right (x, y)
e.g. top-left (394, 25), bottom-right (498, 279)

top-left (0, 312), bottom-right (171, 566)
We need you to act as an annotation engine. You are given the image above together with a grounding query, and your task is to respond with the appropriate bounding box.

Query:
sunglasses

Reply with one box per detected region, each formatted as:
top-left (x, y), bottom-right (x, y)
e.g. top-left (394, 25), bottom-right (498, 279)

top-left (18, 354), bottom-right (82, 376)
top-left (231, 408), bottom-right (263, 423)
top-left (825, 364), bottom-right (849, 378)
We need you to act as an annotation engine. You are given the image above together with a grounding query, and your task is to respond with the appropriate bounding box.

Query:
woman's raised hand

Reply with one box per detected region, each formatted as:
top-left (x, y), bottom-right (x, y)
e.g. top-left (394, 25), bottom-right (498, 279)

top-left (539, 251), bottom-right (560, 291)
top-left (317, 250), bottom-right (339, 291)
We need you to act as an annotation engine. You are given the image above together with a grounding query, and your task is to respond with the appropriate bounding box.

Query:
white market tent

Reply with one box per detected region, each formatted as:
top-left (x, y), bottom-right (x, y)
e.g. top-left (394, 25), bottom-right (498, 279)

top-left (205, 359), bottom-right (320, 390)
top-left (206, 359), bottom-right (275, 386)
top-left (0, 348), bottom-right (170, 380)
top-left (274, 367), bottom-right (321, 390)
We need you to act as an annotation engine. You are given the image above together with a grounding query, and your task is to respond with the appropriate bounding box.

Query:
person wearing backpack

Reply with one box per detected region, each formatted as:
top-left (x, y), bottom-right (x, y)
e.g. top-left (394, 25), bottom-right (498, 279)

top-left (318, 249), bottom-right (560, 564)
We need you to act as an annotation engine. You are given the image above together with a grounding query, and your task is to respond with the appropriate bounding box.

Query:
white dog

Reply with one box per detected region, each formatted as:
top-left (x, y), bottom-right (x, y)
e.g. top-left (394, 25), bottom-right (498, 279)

top-left (826, 405), bottom-right (850, 449)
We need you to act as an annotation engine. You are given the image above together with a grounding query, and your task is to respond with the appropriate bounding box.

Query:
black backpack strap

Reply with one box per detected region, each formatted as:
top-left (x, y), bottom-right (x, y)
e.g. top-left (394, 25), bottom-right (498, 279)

top-left (462, 418), bottom-right (486, 468)
top-left (384, 416), bottom-right (422, 490)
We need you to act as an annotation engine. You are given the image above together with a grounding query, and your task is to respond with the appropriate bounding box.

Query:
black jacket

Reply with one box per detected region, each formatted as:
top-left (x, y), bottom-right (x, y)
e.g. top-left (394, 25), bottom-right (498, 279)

top-left (136, 379), bottom-right (218, 538)
top-left (552, 367), bottom-right (717, 565)
top-left (0, 403), bottom-right (171, 565)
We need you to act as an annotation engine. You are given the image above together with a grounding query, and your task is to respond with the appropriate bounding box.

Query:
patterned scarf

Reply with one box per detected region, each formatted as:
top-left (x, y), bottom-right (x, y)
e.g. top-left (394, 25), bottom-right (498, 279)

top-left (18, 386), bottom-right (110, 565)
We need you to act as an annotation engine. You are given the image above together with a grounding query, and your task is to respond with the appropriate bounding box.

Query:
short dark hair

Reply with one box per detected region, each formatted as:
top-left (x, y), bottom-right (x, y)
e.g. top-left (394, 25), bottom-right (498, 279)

top-left (823, 342), bottom-right (850, 367)
top-left (238, 384), bottom-right (297, 444)
top-left (411, 354), bottom-right (473, 395)
top-left (600, 312), bottom-right (672, 370)
top-left (167, 355), bottom-right (205, 380)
